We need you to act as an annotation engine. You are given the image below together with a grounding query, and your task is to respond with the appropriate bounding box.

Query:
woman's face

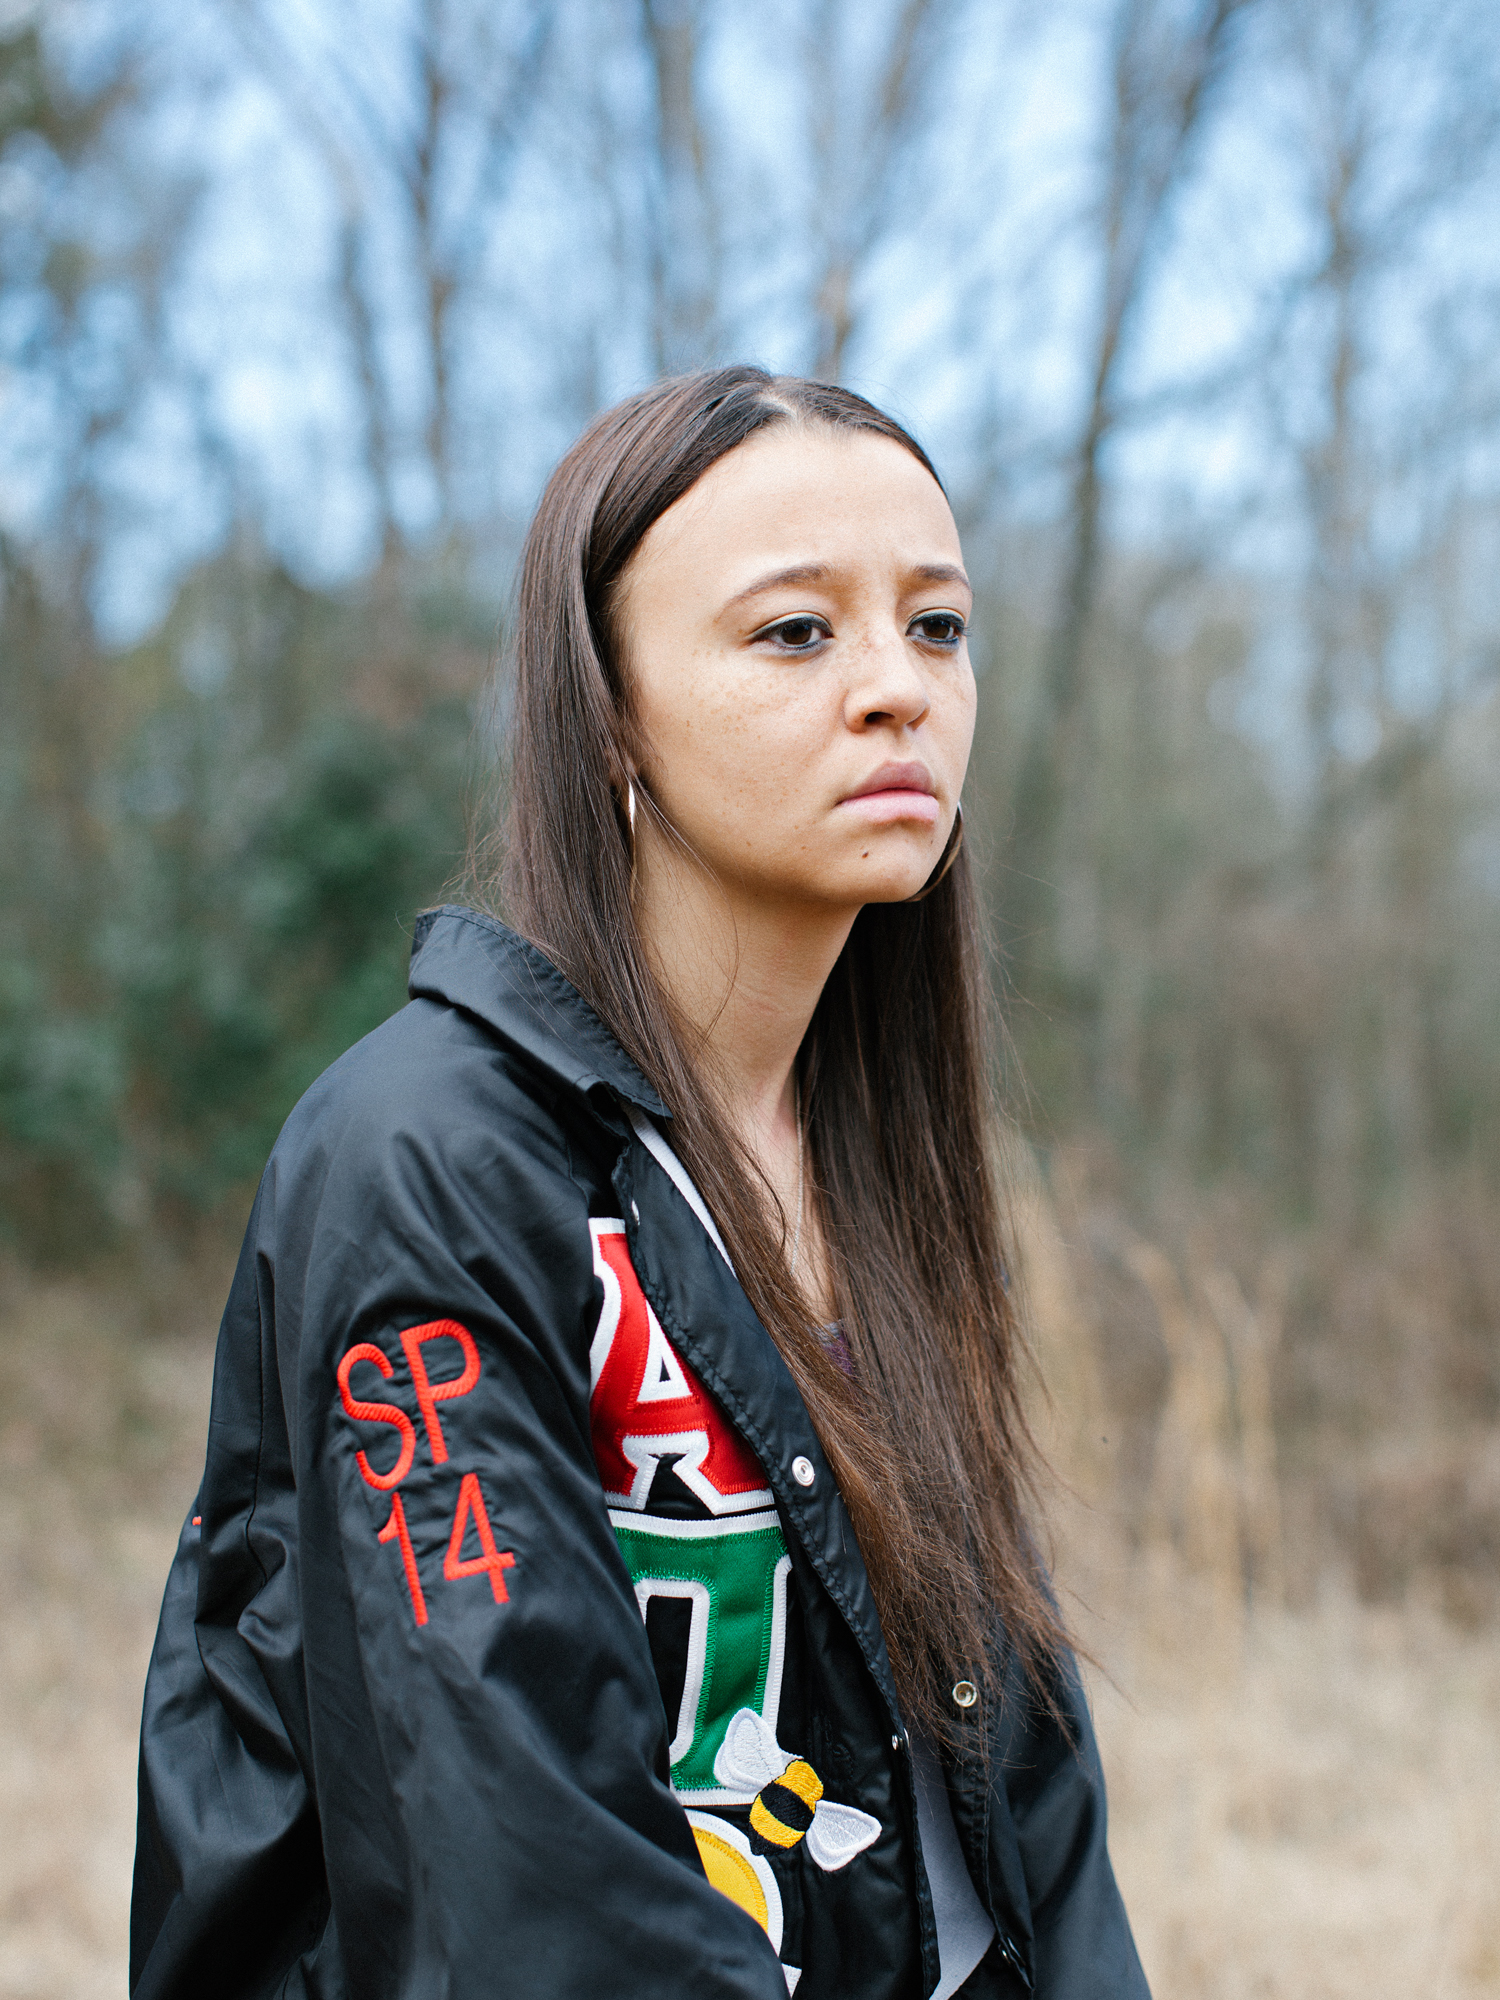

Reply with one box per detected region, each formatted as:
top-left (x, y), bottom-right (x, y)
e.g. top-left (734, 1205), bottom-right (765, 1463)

top-left (616, 423), bottom-right (976, 914)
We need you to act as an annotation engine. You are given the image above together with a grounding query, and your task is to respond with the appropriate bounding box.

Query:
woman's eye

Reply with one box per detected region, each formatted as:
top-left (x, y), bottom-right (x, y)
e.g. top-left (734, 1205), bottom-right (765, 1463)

top-left (758, 616), bottom-right (827, 651)
top-left (910, 611), bottom-right (966, 646)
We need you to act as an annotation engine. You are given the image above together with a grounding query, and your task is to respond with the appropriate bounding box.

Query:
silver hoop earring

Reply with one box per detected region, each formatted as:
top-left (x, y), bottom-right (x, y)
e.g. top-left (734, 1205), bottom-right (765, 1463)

top-left (622, 776), bottom-right (640, 898)
top-left (906, 802), bottom-right (963, 903)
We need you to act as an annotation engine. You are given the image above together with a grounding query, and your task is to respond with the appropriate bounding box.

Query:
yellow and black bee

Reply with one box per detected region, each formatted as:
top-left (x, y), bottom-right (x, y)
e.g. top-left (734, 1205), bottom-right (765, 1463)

top-left (714, 1708), bottom-right (881, 1872)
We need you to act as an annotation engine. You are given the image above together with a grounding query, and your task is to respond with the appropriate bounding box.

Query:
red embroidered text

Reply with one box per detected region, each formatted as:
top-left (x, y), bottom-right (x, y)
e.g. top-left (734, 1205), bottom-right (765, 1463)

top-left (335, 1321), bottom-right (515, 1629)
top-left (444, 1471), bottom-right (517, 1603)
top-left (337, 1343), bottom-right (417, 1491)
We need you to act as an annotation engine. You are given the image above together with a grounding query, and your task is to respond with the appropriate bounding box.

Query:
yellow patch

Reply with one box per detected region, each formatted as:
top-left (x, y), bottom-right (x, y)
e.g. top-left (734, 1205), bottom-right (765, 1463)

top-left (693, 1822), bottom-right (769, 1931)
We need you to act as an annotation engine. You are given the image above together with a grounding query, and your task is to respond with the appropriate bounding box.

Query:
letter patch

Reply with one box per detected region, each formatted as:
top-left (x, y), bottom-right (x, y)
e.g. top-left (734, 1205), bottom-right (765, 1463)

top-left (610, 1511), bottom-right (791, 1801)
top-left (589, 1219), bottom-right (772, 1515)
top-left (686, 1812), bottom-right (800, 1993)
top-left (336, 1321), bottom-right (516, 1630)
top-left (587, 1212), bottom-right (877, 1990)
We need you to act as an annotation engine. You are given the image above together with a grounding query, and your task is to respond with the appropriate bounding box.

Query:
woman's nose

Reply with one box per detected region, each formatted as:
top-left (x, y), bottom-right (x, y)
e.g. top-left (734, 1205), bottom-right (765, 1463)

top-left (842, 628), bottom-right (931, 732)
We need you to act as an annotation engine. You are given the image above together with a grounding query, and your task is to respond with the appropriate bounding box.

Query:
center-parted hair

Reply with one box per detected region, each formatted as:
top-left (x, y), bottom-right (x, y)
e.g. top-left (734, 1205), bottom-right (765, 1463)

top-left (472, 364), bottom-right (1065, 1743)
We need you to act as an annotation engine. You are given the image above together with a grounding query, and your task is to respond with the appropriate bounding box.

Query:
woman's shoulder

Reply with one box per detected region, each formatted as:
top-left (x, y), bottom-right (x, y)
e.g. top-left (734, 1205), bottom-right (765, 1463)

top-left (257, 1002), bottom-right (603, 1287)
top-left (272, 906), bottom-right (656, 1172)
top-left (279, 991), bottom-right (561, 1168)
top-left (253, 908), bottom-right (658, 1262)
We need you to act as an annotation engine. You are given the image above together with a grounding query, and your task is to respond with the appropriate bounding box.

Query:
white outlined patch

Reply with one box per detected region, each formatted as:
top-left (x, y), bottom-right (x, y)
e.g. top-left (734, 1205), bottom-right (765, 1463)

top-left (589, 1219), bottom-right (773, 1515)
top-left (610, 1509), bottom-right (790, 1803)
top-left (633, 1576), bottom-right (710, 1764)
top-left (685, 1811), bottom-right (800, 1992)
top-left (635, 1313), bottom-right (693, 1402)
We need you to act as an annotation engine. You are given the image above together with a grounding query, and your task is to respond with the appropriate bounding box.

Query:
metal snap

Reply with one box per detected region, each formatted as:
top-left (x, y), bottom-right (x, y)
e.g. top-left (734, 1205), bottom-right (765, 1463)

top-left (891, 1733), bottom-right (904, 1751)
top-left (791, 1455), bottom-right (816, 1488)
top-left (951, 1679), bottom-right (979, 1710)
top-left (630, 1201), bottom-right (640, 1222)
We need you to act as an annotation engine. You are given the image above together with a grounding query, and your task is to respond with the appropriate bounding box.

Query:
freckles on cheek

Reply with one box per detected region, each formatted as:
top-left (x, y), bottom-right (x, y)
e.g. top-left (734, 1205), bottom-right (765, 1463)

top-left (689, 688), bottom-right (760, 775)
top-left (658, 653), bottom-right (823, 833)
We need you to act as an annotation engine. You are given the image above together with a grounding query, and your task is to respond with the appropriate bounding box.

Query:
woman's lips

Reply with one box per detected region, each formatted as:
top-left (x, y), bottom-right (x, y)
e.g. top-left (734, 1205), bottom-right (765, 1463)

top-left (837, 764), bottom-right (940, 826)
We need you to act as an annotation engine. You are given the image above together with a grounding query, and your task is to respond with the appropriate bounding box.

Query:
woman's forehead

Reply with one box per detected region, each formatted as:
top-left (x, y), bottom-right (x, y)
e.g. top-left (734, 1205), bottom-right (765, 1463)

top-left (627, 425), bottom-right (961, 600)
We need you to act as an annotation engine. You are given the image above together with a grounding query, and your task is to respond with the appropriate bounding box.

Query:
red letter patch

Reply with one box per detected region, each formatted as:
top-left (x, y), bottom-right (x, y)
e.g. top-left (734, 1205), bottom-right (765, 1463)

top-left (337, 1343), bottom-right (417, 1491)
top-left (399, 1319), bottom-right (481, 1464)
top-left (377, 1492), bottom-right (429, 1625)
top-left (444, 1471), bottom-right (517, 1603)
top-left (588, 1219), bottom-right (771, 1515)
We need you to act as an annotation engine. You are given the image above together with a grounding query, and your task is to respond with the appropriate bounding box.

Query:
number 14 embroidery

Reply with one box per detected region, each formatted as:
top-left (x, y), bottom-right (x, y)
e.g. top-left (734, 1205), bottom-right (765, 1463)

top-left (337, 1320), bottom-right (516, 1629)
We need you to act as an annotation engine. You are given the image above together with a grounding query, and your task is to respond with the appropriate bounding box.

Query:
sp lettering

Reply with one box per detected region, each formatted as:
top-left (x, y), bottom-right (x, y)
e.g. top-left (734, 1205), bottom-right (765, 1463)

top-left (336, 1320), bottom-right (515, 1627)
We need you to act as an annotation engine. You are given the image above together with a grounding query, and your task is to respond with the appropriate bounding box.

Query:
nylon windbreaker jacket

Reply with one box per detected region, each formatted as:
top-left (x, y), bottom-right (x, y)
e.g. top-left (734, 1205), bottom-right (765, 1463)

top-left (131, 905), bottom-right (1149, 2000)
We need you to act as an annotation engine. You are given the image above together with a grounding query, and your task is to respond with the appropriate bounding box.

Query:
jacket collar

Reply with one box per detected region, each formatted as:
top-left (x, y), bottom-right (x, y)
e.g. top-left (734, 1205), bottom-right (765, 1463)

top-left (408, 905), bottom-right (668, 1118)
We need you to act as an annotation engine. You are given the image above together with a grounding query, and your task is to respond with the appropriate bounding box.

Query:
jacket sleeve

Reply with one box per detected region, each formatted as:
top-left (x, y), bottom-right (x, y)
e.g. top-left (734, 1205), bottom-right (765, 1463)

top-left (993, 1650), bottom-right (1151, 2000)
top-left (131, 1049), bottom-right (788, 2000)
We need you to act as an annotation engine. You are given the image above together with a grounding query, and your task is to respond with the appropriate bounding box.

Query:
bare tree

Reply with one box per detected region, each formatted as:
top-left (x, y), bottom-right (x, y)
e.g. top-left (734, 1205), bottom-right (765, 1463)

top-left (801, 0), bottom-right (950, 382)
top-left (1270, 0), bottom-right (1500, 854)
top-left (0, 13), bottom-right (193, 929)
top-left (1005, 0), bottom-right (1257, 975)
top-left (228, 0), bottom-right (550, 559)
top-left (1251, 0), bottom-right (1500, 1216)
top-left (637, 0), bottom-right (722, 372)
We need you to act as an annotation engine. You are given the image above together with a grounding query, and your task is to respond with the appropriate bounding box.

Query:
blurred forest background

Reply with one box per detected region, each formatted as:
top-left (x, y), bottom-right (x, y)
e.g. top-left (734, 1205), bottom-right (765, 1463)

top-left (2, 0), bottom-right (1499, 1994)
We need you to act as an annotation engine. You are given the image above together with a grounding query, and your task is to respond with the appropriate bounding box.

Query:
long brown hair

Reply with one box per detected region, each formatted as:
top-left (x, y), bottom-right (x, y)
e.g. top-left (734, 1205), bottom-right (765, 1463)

top-left (472, 365), bottom-right (1064, 1742)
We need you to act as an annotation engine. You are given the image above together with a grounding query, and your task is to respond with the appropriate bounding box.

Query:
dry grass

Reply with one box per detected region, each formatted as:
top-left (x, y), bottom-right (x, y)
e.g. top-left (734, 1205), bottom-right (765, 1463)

top-left (0, 1261), bottom-right (218, 2000)
top-left (1017, 1175), bottom-right (1500, 2000)
top-left (1089, 1582), bottom-right (1500, 2000)
top-left (1, 1214), bottom-right (1498, 1999)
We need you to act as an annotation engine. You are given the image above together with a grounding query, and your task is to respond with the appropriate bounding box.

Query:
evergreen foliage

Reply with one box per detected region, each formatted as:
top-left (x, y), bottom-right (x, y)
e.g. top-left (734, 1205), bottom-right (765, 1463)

top-left (0, 548), bottom-right (479, 1253)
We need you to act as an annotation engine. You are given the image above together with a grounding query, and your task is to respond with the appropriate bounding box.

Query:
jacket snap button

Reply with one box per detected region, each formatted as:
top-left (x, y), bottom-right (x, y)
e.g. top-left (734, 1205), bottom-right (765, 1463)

top-left (951, 1680), bottom-right (979, 1710)
top-left (791, 1455), bottom-right (816, 1488)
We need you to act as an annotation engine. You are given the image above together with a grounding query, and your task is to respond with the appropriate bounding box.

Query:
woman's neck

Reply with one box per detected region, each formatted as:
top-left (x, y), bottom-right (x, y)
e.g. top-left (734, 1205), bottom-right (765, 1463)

top-left (634, 833), bottom-right (854, 1254)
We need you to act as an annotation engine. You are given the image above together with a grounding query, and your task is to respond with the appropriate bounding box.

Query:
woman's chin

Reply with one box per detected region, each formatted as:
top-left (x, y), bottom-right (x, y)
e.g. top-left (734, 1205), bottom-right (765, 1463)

top-left (856, 877), bottom-right (937, 906)
top-left (821, 854), bottom-right (942, 907)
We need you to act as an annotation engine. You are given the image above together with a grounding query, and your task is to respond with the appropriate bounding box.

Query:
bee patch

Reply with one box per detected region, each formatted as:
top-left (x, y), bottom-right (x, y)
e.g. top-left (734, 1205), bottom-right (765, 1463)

top-left (715, 1708), bottom-right (881, 1873)
top-left (750, 1760), bottom-right (820, 1850)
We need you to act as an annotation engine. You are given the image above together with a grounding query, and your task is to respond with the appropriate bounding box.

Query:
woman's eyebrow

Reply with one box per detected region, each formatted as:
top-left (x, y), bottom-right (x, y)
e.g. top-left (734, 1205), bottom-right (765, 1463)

top-left (723, 558), bottom-right (971, 613)
top-left (906, 561), bottom-right (971, 595)
top-left (723, 562), bottom-right (832, 610)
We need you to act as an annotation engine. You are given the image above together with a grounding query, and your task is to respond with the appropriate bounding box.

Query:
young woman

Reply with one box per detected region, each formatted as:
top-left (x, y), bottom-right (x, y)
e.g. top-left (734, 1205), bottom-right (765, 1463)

top-left (132, 368), bottom-right (1148, 2000)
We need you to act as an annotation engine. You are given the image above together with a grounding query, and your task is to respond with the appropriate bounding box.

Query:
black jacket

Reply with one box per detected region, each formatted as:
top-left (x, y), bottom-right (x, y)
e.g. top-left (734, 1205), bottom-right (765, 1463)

top-left (132, 906), bottom-right (1148, 2000)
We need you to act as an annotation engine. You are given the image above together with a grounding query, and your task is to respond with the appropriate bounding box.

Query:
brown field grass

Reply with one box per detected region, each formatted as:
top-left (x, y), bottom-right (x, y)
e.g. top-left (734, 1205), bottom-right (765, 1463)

top-left (1, 1220), bottom-right (1497, 2000)
top-left (1020, 1174), bottom-right (1500, 2000)
top-left (0, 1262), bottom-right (216, 2000)
top-left (1089, 1583), bottom-right (1500, 1999)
